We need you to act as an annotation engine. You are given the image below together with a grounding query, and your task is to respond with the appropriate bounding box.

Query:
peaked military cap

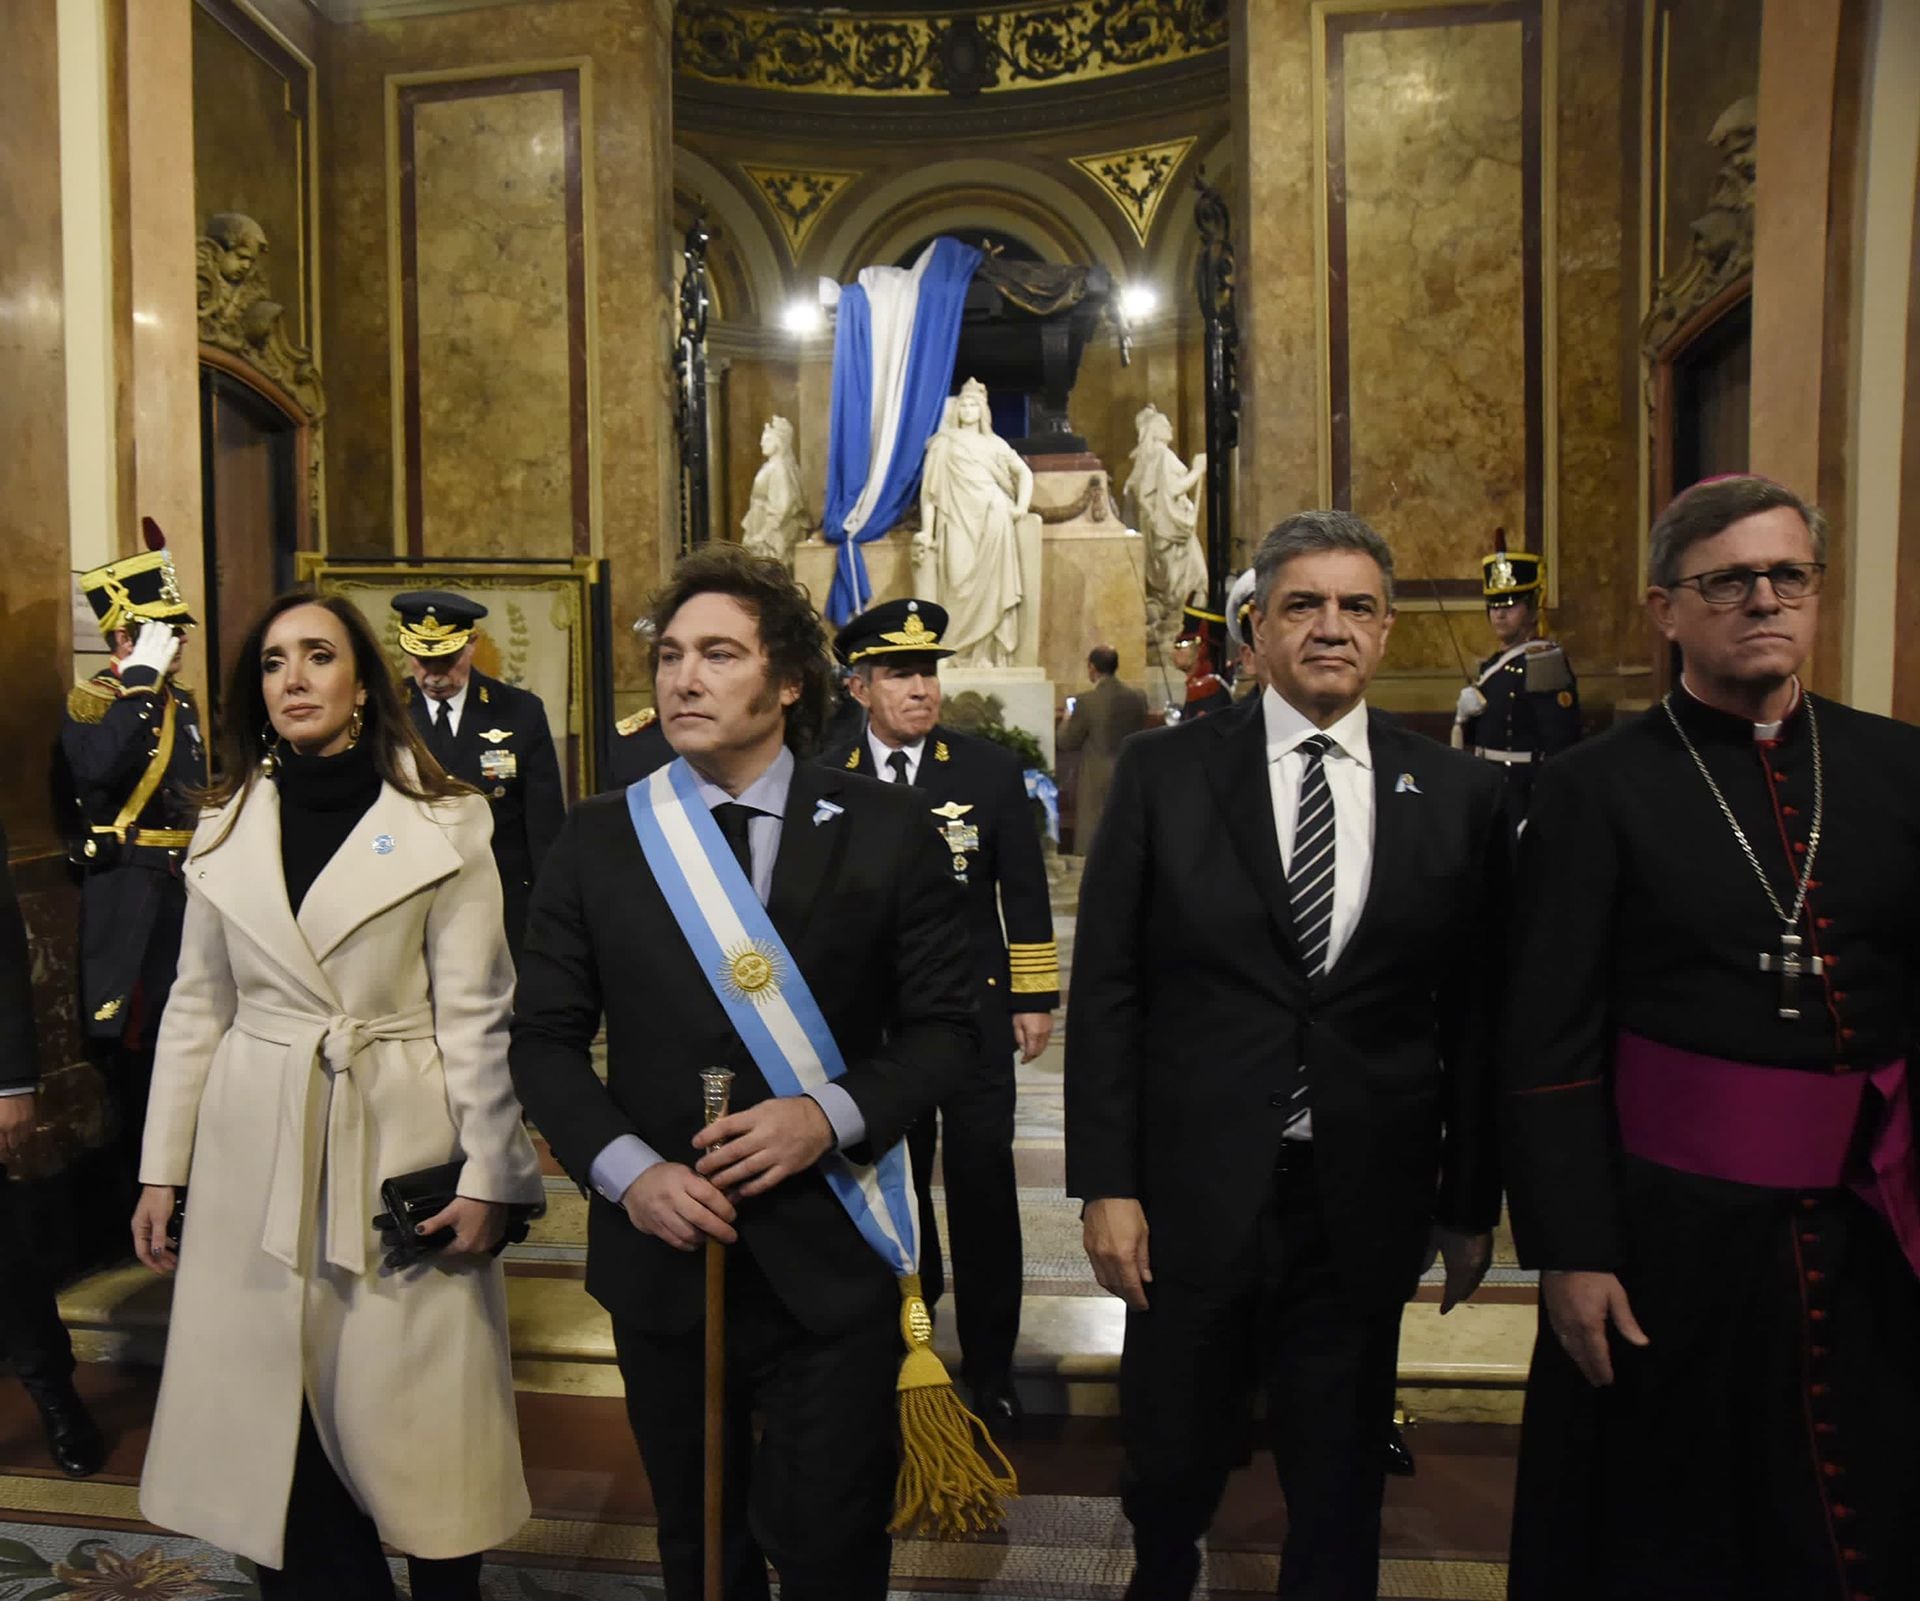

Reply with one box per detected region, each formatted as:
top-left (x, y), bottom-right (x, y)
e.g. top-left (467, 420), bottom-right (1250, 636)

top-left (1174, 598), bottom-right (1225, 649)
top-left (833, 598), bottom-right (955, 666)
top-left (391, 589), bottom-right (488, 658)
top-left (79, 518), bottom-right (197, 638)
top-left (1481, 528), bottom-right (1543, 604)
top-left (1225, 568), bottom-right (1258, 653)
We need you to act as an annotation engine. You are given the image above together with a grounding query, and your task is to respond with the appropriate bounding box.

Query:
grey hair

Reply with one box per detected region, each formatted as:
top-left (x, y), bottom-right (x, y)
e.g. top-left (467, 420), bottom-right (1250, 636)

top-left (1251, 510), bottom-right (1396, 611)
top-left (1648, 475), bottom-right (1827, 587)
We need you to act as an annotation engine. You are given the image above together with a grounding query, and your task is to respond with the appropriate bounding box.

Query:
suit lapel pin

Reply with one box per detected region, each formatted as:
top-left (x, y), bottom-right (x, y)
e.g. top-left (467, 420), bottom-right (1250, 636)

top-left (812, 799), bottom-right (844, 827)
top-left (1394, 773), bottom-right (1422, 795)
top-left (373, 834), bottom-right (395, 855)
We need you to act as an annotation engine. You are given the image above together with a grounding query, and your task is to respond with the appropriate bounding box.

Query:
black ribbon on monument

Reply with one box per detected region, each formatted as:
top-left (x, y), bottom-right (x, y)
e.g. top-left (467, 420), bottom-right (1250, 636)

top-left (1193, 178), bottom-right (1240, 619)
top-left (676, 215), bottom-right (714, 553)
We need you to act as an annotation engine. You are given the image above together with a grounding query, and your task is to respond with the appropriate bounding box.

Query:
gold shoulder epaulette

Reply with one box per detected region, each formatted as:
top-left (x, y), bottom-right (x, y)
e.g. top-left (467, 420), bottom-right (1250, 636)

top-left (67, 678), bottom-right (120, 724)
top-left (615, 706), bottom-right (658, 737)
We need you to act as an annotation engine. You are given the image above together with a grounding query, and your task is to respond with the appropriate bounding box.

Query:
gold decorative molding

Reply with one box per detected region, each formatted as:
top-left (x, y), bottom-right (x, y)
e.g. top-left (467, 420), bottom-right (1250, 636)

top-left (676, 2), bottom-right (1227, 99)
top-left (1640, 94), bottom-right (1755, 357)
top-left (195, 212), bottom-right (324, 422)
top-left (1068, 136), bottom-right (1196, 245)
top-left (739, 164), bottom-right (860, 256)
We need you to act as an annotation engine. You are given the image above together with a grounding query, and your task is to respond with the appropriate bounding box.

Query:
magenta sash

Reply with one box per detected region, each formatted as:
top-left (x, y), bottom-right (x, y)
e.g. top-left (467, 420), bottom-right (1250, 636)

top-left (1614, 1031), bottom-right (1920, 1279)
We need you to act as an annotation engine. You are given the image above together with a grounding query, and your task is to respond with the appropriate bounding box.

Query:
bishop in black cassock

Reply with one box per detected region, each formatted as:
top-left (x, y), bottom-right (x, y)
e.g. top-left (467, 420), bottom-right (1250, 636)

top-left (1503, 477), bottom-right (1920, 1601)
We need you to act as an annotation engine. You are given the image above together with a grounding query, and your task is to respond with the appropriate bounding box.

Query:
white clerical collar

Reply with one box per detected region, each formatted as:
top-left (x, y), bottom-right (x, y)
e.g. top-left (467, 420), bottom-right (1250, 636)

top-left (1262, 687), bottom-right (1372, 769)
top-left (1680, 674), bottom-right (1801, 741)
top-left (867, 727), bottom-right (926, 776)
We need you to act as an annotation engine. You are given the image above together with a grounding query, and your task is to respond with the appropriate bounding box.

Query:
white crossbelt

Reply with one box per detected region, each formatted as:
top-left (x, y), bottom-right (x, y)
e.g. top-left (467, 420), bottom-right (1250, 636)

top-left (1472, 747), bottom-right (1537, 765)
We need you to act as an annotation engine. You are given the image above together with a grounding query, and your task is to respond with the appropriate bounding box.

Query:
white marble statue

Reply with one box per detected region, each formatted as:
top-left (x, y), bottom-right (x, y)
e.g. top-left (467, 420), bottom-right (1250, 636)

top-left (739, 415), bottom-right (809, 567)
top-left (1124, 403), bottom-right (1208, 641)
top-left (915, 377), bottom-right (1033, 667)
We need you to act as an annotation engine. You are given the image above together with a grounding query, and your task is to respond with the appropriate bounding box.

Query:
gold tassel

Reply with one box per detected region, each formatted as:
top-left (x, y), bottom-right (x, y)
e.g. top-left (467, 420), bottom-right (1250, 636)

top-left (888, 1274), bottom-right (1018, 1539)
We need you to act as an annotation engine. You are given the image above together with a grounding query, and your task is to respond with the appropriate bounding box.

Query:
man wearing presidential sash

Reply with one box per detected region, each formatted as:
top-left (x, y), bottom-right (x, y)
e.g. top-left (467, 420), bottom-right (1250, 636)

top-left (509, 546), bottom-right (982, 1600)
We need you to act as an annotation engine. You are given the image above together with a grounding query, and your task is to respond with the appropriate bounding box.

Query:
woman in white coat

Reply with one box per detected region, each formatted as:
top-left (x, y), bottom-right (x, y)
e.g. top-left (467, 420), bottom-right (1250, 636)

top-left (130, 592), bottom-right (543, 1600)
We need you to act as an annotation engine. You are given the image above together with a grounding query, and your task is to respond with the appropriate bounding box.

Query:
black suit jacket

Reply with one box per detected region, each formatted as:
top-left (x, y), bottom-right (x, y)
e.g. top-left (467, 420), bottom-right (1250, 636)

top-left (1065, 697), bottom-right (1507, 1308)
top-left (406, 670), bottom-right (564, 953)
top-left (509, 757), bottom-right (977, 1335)
top-left (823, 724), bottom-right (1058, 1048)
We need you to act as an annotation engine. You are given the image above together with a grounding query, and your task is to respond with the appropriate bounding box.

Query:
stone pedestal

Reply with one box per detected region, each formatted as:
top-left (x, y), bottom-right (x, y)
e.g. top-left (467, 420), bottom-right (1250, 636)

top-left (939, 664), bottom-right (1057, 769)
top-left (1025, 453), bottom-right (1151, 700)
top-left (793, 530), bottom-right (919, 616)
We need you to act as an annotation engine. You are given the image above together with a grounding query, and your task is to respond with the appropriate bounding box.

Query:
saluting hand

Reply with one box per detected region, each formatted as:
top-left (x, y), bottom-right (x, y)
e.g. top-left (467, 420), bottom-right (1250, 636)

top-left (1083, 1197), bottom-right (1152, 1310)
top-left (1542, 1269), bottom-right (1650, 1386)
top-left (693, 1095), bottom-right (834, 1198)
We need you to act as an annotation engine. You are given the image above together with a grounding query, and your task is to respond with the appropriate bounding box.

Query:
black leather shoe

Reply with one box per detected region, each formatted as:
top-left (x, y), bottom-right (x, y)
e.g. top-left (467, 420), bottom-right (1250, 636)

top-left (25, 1381), bottom-right (106, 1478)
top-left (1386, 1419), bottom-right (1416, 1477)
top-left (1123, 1543), bottom-right (1201, 1600)
top-left (968, 1375), bottom-right (1024, 1441)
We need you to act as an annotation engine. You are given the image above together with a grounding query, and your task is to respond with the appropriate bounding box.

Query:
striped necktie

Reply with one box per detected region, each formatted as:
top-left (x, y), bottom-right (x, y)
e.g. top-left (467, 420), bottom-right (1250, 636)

top-left (1288, 733), bottom-right (1338, 978)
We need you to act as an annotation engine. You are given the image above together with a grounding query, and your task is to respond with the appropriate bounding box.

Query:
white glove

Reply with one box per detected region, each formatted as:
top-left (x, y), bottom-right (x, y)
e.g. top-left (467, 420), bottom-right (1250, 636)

top-left (1455, 685), bottom-right (1487, 724)
top-left (126, 621), bottom-right (178, 680)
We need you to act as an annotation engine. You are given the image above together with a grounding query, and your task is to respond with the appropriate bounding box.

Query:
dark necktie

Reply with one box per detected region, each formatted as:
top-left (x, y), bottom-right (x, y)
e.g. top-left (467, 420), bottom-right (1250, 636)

top-left (886, 750), bottom-right (911, 785)
top-left (1288, 734), bottom-right (1338, 978)
top-left (713, 802), bottom-right (757, 880)
top-left (430, 699), bottom-right (455, 761)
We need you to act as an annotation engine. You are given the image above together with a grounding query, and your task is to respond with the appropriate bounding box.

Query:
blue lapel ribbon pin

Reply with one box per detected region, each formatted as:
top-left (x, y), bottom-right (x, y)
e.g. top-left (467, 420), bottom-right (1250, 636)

top-left (812, 800), bottom-right (844, 827)
top-left (372, 834), bottom-right (395, 855)
top-left (1394, 773), bottom-right (1421, 795)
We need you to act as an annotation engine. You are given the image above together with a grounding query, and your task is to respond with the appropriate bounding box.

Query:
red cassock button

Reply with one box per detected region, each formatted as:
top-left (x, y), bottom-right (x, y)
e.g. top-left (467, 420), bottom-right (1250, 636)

top-left (1823, 1462), bottom-right (1843, 1477)
top-left (1807, 1269), bottom-right (1825, 1283)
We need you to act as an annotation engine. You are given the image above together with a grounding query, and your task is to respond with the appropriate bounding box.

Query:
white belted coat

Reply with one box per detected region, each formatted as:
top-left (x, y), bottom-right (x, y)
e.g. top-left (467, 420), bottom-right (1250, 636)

top-left (137, 774), bottom-right (543, 1566)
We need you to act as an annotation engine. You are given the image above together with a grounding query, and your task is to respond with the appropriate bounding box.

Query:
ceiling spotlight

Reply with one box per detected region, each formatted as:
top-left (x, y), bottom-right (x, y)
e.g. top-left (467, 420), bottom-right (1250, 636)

top-left (781, 300), bottom-right (824, 335)
top-left (1119, 282), bottom-right (1160, 320)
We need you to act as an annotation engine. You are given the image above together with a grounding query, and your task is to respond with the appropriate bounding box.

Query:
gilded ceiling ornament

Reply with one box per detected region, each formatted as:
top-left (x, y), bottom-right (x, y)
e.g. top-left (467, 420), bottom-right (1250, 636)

top-left (739, 165), bottom-right (862, 255)
top-left (1069, 136), bottom-right (1198, 244)
top-left (675, 1), bottom-right (1226, 99)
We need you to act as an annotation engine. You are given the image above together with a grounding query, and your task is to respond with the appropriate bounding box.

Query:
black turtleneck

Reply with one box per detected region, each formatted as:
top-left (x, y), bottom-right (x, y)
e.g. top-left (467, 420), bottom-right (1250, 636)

top-left (275, 741), bottom-right (381, 915)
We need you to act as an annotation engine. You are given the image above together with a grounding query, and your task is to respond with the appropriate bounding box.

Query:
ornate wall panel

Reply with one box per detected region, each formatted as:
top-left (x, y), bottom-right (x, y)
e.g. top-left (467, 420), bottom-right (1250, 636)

top-left (1314, 0), bottom-right (1554, 605)
top-left (391, 69), bottom-right (592, 560)
top-left (192, 0), bottom-right (317, 350)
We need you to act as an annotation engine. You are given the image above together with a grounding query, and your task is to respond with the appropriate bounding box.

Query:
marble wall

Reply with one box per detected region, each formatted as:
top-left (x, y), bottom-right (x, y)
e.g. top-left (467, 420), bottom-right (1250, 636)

top-left (403, 75), bottom-right (582, 558)
top-left (191, 0), bottom-right (313, 346)
top-left (321, 0), bottom-right (675, 698)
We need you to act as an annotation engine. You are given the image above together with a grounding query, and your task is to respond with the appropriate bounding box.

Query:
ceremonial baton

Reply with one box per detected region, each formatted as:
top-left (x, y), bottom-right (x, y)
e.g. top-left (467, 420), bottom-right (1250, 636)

top-left (699, 1068), bottom-right (734, 1601)
top-left (1425, 577), bottom-right (1477, 752)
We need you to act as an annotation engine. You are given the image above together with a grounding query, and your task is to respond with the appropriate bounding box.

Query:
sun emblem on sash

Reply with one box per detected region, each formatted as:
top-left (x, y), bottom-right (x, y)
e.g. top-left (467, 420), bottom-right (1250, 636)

top-left (719, 939), bottom-right (785, 1004)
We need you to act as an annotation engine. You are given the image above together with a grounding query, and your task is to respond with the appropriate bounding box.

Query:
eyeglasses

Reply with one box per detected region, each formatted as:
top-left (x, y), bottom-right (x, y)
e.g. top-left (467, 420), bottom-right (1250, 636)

top-left (1667, 561), bottom-right (1826, 607)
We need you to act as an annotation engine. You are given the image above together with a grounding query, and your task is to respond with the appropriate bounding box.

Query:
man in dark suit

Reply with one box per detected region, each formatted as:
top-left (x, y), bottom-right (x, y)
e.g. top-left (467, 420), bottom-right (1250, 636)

top-left (1057, 643), bottom-right (1149, 854)
top-left (822, 598), bottom-right (1058, 1433)
top-left (1067, 510), bottom-right (1507, 1601)
top-left (1, 821), bottom-right (106, 1477)
top-left (392, 590), bottom-right (565, 964)
top-left (509, 547), bottom-right (976, 1601)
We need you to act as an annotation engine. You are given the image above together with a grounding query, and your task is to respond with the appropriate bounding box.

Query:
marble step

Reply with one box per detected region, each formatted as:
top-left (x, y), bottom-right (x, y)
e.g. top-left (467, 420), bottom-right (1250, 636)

top-left (59, 1264), bottom-right (1535, 1422)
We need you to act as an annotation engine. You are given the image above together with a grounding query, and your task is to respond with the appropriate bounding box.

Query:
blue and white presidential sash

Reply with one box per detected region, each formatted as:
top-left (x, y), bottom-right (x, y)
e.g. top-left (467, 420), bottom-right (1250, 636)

top-left (626, 758), bottom-right (920, 1278)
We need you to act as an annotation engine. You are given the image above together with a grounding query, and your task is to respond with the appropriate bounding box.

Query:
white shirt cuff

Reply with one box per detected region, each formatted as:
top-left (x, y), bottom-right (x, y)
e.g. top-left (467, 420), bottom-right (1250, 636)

top-left (805, 1083), bottom-right (866, 1150)
top-left (588, 1133), bottom-right (662, 1204)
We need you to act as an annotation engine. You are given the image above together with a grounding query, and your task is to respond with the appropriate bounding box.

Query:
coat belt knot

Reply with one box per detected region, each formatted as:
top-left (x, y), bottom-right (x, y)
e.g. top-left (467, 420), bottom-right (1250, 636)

top-left (239, 996), bottom-right (437, 1275)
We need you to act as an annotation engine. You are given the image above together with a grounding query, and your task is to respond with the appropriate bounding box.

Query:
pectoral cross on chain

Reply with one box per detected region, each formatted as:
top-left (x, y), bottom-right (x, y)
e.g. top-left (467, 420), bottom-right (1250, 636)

top-left (1758, 932), bottom-right (1810, 1021)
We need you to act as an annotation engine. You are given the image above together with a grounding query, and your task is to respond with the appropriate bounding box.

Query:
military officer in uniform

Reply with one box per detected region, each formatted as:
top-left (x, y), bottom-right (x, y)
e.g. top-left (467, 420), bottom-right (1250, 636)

top-left (1452, 534), bottom-right (1581, 823)
top-left (823, 599), bottom-right (1059, 1433)
top-left (61, 538), bottom-right (207, 1189)
top-left (392, 590), bottom-right (565, 964)
top-left (1172, 602), bottom-right (1233, 720)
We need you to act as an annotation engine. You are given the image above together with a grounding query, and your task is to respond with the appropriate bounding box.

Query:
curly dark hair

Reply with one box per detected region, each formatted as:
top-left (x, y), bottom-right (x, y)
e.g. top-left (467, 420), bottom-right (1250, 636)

top-left (644, 544), bottom-right (834, 754)
top-left (195, 589), bottom-right (470, 852)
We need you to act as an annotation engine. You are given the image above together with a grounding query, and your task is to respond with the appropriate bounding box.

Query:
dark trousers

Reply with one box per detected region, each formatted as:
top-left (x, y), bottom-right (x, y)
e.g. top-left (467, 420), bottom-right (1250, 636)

top-left (1508, 1170), bottom-right (1920, 1601)
top-left (255, 1403), bottom-right (484, 1601)
top-left (907, 1034), bottom-right (1022, 1384)
top-left (612, 1246), bottom-right (897, 1601)
top-left (1120, 1147), bottom-right (1401, 1601)
top-left (0, 1160), bottom-right (76, 1392)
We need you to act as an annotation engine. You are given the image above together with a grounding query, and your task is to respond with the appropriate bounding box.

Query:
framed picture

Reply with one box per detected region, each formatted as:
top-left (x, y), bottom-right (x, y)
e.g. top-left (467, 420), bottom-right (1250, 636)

top-left (295, 553), bottom-right (608, 800)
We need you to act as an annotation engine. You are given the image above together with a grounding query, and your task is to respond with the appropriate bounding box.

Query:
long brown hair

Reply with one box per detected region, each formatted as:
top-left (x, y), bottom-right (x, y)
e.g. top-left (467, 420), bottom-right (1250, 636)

top-left (195, 589), bottom-right (470, 853)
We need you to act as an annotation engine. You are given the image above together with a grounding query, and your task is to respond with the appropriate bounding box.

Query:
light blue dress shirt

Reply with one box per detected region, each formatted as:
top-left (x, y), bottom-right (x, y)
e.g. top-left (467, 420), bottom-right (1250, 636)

top-left (585, 745), bottom-right (867, 1205)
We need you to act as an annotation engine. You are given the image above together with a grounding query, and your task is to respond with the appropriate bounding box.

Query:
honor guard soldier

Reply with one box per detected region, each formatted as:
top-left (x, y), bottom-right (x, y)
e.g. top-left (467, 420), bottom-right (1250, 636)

top-left (825, 598), bottom-right (1059, 1434)
top-left (61, 532), bottom-right (207, 1179)
top-left (1452, 532), bottom-right (1581, 821)
top-left (1172, 601), bottom-right (1233, 720)
top-left (393, 590), bottom-right (565, 965)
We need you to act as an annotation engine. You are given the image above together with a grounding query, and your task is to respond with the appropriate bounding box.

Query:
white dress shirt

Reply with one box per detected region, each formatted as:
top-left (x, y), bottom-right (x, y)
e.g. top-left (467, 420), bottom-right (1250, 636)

top-left (867, 729), bottom-right (927, 783)
top-left (585, 745), bottom-right (865, 1204)
top-left (1263, 688), bottom-right (1376, 1139)
top-left (426, 679), bottom-right (470, 738)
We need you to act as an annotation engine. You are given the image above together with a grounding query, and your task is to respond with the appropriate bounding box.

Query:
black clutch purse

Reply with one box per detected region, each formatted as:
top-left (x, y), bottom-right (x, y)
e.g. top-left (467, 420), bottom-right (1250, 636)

top-left (371, 1160), bottom-right (544, 1274)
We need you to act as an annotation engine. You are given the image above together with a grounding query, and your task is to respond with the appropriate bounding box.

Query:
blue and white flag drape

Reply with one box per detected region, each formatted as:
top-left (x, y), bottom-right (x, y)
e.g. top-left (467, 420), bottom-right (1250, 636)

top-left (822, 236), bottom-right (983, 625)
top-left (625, 760), bottom-right (921, 1277)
